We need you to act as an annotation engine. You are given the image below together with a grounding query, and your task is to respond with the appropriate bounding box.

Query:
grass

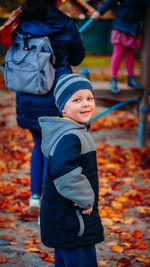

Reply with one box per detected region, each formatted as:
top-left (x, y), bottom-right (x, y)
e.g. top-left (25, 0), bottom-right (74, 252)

top-left (79, 55), bottom-right (111, 68)
top-left (79, 54), bottom-right (141, 68)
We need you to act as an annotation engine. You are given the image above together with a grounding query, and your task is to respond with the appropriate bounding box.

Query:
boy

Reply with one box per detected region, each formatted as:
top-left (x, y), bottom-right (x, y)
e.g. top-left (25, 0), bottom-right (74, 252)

top-left (39, 74), bottom-right (104, 267)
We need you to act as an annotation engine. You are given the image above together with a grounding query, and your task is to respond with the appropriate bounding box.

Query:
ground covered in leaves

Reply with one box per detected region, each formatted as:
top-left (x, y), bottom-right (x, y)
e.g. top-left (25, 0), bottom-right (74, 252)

top-left (0, 90), bottom-right (150, 267)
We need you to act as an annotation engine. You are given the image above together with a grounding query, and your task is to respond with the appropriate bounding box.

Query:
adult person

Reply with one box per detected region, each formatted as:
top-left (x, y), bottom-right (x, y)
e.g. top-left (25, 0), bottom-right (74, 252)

top-left (91, 0), bottom-right (146, 93)
top-left (15, 0), bottom-right (85, 213)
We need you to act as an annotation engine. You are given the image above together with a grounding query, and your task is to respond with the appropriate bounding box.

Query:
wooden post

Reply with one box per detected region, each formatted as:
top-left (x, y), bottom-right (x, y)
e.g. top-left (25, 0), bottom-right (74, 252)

top-left (136, 0), bottom-right (150, 147)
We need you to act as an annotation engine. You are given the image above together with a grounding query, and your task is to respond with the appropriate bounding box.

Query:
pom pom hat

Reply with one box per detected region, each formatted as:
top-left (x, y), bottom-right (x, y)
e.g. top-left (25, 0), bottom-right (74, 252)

top-left (54, 74), bottom-right (94, 112)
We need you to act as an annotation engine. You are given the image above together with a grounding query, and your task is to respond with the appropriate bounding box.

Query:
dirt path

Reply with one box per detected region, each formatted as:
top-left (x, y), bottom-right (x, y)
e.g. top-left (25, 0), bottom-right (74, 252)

top-left (0, 90), bottom-right (150, 267)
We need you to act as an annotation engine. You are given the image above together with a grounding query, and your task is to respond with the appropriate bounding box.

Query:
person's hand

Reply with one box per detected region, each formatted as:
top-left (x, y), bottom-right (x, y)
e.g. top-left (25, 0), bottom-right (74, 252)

top-left (91, 11), bottom-right (101, 20)
top-left (82, 207), bottom-right (93, 215)
top-left (74, 204), bottom-right (93, 215)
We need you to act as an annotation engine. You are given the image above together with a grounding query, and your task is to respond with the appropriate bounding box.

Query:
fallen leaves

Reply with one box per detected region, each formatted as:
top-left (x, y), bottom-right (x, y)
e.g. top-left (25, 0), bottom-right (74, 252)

top-left (100, 207), bottom-right (122, 219)
top-left (127, 250), bottom-right (150, 264)
top-left (0, 256), bottom-right (7, 264)
top-left (40, 253), bottom-right (55, 263)
top-left (134, 240), bottom-right (147, 250)
top-left (0, 235), bottom-right (16, 242)
top-left (90, 110), bottom-right (139, 131)
top-left (122, 217), bottom-right (136, 225)
top-left (23, 240), bottom-right (55, 264)
top-left (111, 245), bottom-right (124, 253)
top-left (25, 247), bottom-right (41, 253)
top-left (102, 218), bottom-right (114, 226)
top-left (117, 257), bottom-right (131, 266)
top-left (10, 222), bottom-right (17, 230)
top-left (116, 196), bottom-right (128, 203)
top-left (0, 215), bottom-right (18, 230)
top-left (134, 230), bottom-right (143, 239)
top-left (97, 141), bottom-right (150, 265)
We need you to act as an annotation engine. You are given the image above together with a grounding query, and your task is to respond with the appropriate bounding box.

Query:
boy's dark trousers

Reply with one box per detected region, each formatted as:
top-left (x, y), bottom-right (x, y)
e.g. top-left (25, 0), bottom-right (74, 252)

top-left (54, 245), bottom-right (98, 267)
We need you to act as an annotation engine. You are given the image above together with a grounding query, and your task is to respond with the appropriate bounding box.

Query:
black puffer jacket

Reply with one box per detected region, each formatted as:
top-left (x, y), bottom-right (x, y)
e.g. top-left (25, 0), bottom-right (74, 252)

top-left (98, 0), bottom-right (146, 36)
top-left (39, 117), bottom-right (104, 248)
top-left (16, 6), bottom-right (85, 130)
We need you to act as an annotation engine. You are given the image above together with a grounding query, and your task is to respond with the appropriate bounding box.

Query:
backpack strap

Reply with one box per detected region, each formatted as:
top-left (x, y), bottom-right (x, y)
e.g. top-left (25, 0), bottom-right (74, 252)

top-left (39, 36), bottom-right (55, 65)
top-left (11, 37), bottom-right (31, 64)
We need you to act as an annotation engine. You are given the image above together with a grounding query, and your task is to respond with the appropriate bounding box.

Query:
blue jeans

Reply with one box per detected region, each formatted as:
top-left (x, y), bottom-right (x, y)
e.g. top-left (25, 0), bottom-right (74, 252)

top-left (30, 130), bottom-right (47, 196)
top-left (54, 245), bottom-right (98, 267)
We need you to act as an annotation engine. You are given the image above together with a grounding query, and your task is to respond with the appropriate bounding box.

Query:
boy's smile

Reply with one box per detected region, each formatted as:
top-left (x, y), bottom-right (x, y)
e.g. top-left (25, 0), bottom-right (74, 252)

top-left (62, 89), bottom-right (95, 124)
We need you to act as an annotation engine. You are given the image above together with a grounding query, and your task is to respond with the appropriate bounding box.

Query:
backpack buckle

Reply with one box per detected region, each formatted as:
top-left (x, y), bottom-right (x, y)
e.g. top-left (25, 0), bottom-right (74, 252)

top-left (23, 35), bottom-right (30, 51)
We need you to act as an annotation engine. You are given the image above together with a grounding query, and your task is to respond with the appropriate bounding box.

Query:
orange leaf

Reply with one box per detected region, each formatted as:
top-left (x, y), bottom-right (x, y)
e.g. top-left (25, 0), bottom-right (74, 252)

top-left (44, 255), bottom-right (55, 264)
top-left (9, 216), bottom-right (17, 222)
top-left (123, 217), bottom-right (136, 224)
top-left (18, 228), bottom-right (26, 233)
top-left (0, 215), bottom-right (8, 223)
top-left (33, 239), bottom-right (41, 244)
top-left (0, 223), bottom-right (9, 229)
top-left (10, 222), bottom-right (17, 230)
top-left (26, 247), bottom-right (41, 252)
top-left (105, 163), bottom-right (120, 169)
top-left (133, 230), bottom-right (143, 239)
top-left (27, 232), bottom-right (37, 238)
top-left (101, 218), bottom-right (113, 226)
top-left (116, 196), bottom-right (128, 203)
top-left (0, 160), bottom-right (7, 171)
top-left (111, 245), bottom-right (124, 253)
top-left (135, 240), bottom-right (147, 250)
top-left (25, 240), bottom-right (34, 245)
top-left (0, 256), bottom-right (7, 264)
top-left (108, 225), bottom-right (122, 233)
top-left (0, 235), bottom-right (16, 242)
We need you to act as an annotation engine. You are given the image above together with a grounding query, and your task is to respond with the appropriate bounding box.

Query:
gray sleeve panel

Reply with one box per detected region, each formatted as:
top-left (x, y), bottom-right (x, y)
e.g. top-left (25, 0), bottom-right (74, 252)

top-left (50, 129), bottom-right (95, 156)
top-left (54, 167), bottom-right (95, 210)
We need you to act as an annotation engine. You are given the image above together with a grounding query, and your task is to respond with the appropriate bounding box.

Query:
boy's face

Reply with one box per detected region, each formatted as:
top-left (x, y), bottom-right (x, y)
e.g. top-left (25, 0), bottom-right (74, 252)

top-left (62, 89), bottom-right (95, 124)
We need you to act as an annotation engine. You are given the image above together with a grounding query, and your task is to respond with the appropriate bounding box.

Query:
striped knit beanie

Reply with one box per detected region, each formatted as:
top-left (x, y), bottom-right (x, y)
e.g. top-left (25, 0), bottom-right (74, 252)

top-left (54, 74), bottom-right (94, 112)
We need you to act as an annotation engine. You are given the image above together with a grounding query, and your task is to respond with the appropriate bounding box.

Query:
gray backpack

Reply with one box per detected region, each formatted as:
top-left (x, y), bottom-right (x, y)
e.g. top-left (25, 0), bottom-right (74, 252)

top-left (2, 32), bottom-right (55, 95)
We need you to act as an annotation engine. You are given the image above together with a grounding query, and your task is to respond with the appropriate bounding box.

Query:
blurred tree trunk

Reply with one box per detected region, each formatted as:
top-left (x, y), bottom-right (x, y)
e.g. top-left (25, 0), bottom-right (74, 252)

top-left (136, 0), bottom-right (150, 147)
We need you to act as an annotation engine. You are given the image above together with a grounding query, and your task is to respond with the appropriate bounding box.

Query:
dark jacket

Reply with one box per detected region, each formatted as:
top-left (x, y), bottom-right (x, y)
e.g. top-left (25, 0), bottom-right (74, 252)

top-left (16, 6), bottom-right (85, 130)
top-left (38, 117), bottom-right (104, 248)
top-left (98, 0), bottom-right (146, 36)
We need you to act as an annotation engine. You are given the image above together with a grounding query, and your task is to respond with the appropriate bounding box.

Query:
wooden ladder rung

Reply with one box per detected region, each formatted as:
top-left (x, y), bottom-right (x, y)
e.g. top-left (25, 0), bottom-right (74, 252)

top-left (92, 81), bottom-right (143, 101)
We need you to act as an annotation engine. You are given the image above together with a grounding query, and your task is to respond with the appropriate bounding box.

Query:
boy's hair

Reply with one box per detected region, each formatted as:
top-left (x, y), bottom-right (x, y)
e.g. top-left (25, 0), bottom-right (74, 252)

top-left (54, 74), bottom-right (94, 112)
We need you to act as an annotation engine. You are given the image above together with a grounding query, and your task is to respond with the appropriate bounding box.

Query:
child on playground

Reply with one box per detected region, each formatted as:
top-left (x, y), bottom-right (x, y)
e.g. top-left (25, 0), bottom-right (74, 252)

top-left (39, 74), bottom-right (104, 267)
top-left (92, 0), bottom-right (146, 94)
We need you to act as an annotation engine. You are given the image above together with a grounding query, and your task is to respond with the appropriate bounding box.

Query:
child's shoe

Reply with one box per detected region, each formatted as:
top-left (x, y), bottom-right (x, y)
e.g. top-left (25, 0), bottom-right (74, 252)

top-left (29, 194), bottom-right (41, 213)
top-left (128, 76), bottom-right (143, 90)
top-left (110, 77), bottom-right (120, 94)
top-left (37, 216), bottom-right (40, 226)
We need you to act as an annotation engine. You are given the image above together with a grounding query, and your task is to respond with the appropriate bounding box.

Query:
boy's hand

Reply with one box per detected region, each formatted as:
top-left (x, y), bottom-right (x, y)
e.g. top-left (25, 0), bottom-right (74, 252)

top-left (82, 207), bottom-right (93, 215)
top-left (74, 204), bottom-right (93, 215)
